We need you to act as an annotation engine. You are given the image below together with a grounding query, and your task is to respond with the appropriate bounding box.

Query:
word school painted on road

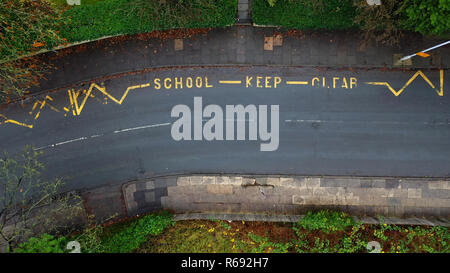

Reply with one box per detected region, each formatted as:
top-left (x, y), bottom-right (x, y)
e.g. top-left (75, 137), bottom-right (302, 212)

top-left (151, 76), bottom-right (213, 90)
top-left (171, 97), bottom-right (279, 152)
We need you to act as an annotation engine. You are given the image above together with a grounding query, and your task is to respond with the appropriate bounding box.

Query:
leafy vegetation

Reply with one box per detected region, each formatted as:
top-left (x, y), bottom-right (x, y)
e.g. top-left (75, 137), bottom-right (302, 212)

top-left (253, 0), bottom-right (357, 29)
top-left (354, 0), bottom-right (408, 46)
top-left (0, 0), bottom-right (237, 101)
top-left (143, 211), bottom-right (449, 253)
top-left (295, 210), bottom-right (354, 233)
top-left (94, 211), bottom-right (175, 253)
top-left (60, 0), bottom-right (237, 43)
top-left (256, 0), bottom-right (449, 46)
top-left (0, 146), bottom-right (83, 252)
top-left (0, 0), bottom-right (67, 101)
top-left (62, 211), bottom-right (174, 253)
top-left (0, 0), bottom-right (66, 63)
top-left (14, 234), bottom-right (68, 253)
top-left (403, 0), bottom-right (450, 36)
top-left (12, 210), bottom-right (450, 253)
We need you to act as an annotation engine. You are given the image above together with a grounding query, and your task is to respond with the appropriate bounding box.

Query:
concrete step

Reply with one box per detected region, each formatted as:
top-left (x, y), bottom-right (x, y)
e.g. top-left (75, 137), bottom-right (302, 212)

top-left (236, 0), bottom-right (252, 25)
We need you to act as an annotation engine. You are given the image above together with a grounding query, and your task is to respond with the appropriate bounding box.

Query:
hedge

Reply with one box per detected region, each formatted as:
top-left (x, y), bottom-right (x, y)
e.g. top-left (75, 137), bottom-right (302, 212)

top-left (61, 0), bottom-right (238, 43)
top-left (252, 0), bottom-right (357, 30)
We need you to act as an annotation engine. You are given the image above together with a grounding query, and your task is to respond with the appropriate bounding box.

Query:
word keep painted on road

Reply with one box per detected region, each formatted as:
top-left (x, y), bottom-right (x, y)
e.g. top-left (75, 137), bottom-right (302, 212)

top-left (0, 70), bottom-right (445, 130)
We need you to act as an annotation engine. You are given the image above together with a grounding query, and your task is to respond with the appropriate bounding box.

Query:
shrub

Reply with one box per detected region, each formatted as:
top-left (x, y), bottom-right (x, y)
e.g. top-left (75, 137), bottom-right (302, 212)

top-left (403, 0), bottom-right (450, 36)
top-left (60, 0), bottom-right (237, 43)
top-left (354, 0), bottom-right (408, 46)
top-left (296, 210), bottom-right (354, 233)
top-left (78, 211), bottom-right (175, 253)
top-left (14, 234), bottom-right (68, 253)
top-left (253, 0), bottom-right (357, 30)
top-left (265, 0), bottom-right (278, 7)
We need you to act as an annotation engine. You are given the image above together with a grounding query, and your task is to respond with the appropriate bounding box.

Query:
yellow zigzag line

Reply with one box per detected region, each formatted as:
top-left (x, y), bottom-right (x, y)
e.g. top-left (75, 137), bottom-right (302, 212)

top-left (0, 114), bottom-right (33, 128)
top-left (30, 95), bottom-right (59, 120)
top-left (0, 82), bottom-right (150, 129)
top-left (0, 95), bottom-right (59, 129)
top-left (68, 83), bottom-right (150, 116)
top-left (366, 70), bottom-right (444, 97)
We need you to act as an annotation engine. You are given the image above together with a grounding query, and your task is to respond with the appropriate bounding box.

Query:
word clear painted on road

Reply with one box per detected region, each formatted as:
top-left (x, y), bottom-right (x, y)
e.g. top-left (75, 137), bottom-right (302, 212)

top-left (171, 97), bottom-right (279, 152)
top-left (0, 70), bottom-right (445, 130)
top-left (311, 77), bottom-right (357, 89)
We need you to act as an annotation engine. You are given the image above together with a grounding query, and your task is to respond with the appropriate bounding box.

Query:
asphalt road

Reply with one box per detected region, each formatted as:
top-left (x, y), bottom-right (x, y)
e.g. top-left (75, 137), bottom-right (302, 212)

top-left (1, 67), bottom-right (449, 191)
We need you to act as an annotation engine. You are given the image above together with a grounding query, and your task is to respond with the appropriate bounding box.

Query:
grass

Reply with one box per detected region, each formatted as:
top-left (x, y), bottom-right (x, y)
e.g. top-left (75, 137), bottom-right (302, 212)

top-left (13, 210), bottom-right (450, 253)
top-left (252, 0), bottom-right (357, 30)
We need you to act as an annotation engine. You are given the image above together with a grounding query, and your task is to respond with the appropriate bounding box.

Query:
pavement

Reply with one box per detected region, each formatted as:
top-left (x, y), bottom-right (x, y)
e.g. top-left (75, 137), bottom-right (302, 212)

top-left (29, 26), bottom-right (450, 94)
top-left (0, 26), bottom-right (449, 193)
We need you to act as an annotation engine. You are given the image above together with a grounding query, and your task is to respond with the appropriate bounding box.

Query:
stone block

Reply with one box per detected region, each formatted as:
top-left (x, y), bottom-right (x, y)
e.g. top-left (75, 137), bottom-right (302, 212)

top-left (393, 53), bottom-right (412, 66)
top-left (407, 188), bottom-right (422, 199)
top-left (266, 177), bottom-right (280, 186)
top-left (145, 181), bottom-right (155, 190)
top-left (202, 176), bottom-right (216, 184)
top-left (428, 181), bottom-right (450, 190)
top-left (242, 177), bottom-right (256, 186)
top-left (230, 176), bottom-right (243, 185)
top-left (273, 34), bottom-right (283, 46)
top-left (174, 39), bottom-right (183, 51)
top-left (304, 177), bottom-right (321, 188)
top-left (145, 191), bottom-right (155, 203)
top-left (177, 176), bottom-right (190, 186)
top-left (264, 37), bottom-right (273, 51)
top-left (167, 186), bottom-right (193, 196)
top-left (206, 184), bottom-right (233, 195)
top-left (190, 175), bottom-right (204, 185)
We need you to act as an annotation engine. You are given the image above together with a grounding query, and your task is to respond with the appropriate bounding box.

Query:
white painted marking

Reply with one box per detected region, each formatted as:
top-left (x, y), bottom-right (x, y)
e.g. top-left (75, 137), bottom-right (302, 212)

top-left (34, 145), bottom-right (50, 151)
top-left (55, 137), bottom-right (87, 146)
top-left (34, 122), bottom-right (170, 151)
top-left (113, 122), bottom-right (171, 134)
top-left (285, 119), bottom-right (323, 123)
top-left (203, 119), bottom-right (255, 122)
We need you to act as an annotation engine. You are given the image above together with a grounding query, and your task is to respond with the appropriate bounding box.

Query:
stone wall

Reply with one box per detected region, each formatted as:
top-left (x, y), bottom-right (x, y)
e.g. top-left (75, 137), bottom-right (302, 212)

top-left (122, 175), bottom-right (450, 218)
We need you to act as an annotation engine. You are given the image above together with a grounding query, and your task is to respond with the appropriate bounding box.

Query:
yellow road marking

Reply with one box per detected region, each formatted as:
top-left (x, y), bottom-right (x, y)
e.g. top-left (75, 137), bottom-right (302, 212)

top-left (69, 83), bottom-right (150, 116)
top-left (0, 71), bottom-right (445, 130)
top-left (286, 81), bottom-right (309, 85)
top-left (0, 114), bottom-right (33, 129)
top-left (219, 80), bottom-right (242, 84)
top-left (366, 70), bottom-right (444, 96)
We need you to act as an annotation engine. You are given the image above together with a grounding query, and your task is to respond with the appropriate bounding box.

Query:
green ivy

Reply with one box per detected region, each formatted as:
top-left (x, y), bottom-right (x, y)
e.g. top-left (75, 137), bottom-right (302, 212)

top-left (95, 211), bottom-right (175, 253)
top-left (295, 210), bottom-right (355, 234)
top-left (14, 234), bottom-right (68, 253)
